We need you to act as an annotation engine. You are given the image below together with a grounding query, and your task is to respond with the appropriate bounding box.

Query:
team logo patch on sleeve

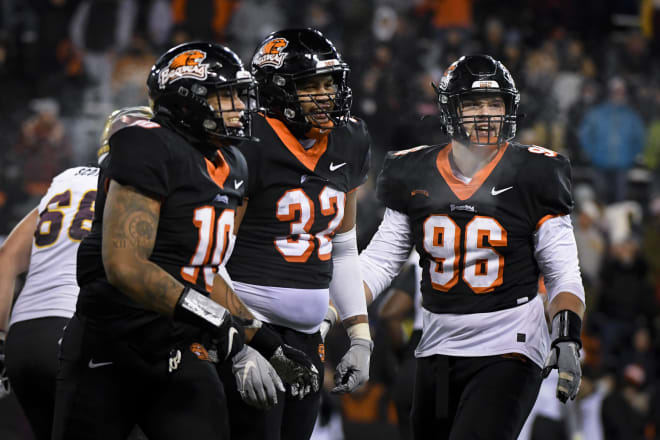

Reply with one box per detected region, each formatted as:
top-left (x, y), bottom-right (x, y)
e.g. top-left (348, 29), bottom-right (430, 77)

top-left (254, 38), bottom-right (289, 68)
top-left (158, 50), bottom-right (209, 88)
top-left (190, 342), bottom-right (210, 361)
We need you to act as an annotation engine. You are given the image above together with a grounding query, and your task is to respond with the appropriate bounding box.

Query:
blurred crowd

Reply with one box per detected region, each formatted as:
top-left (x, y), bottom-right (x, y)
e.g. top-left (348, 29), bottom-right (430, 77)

top-left (1, 0), bottom-right (660, 439)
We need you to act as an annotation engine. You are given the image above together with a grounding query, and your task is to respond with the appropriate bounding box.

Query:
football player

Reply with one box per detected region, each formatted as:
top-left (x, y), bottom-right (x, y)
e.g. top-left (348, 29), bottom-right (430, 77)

top-left (359, 55), bottom-right (585, 439)
top-left (221, 28), bottom-right (373, 440)
top-left (0, 106), bottom-right (151, 440)
top-left (52, 42), bottom-right (318, 440)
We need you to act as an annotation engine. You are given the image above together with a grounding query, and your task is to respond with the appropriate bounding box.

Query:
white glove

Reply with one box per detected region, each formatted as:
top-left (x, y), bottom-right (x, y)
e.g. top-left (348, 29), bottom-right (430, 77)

top-left (232, 345), bottom-right (284, 409)
top-left (542, 341), bottom-right (582, 403)
top-left (332, 338), bottom-right (373, 394)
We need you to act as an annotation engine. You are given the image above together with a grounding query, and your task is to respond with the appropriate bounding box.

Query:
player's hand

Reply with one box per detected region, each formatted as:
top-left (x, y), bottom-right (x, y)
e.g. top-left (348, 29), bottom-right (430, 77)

top-left (0, 338), bottom-right (10, 399)
top-left (248, 324), bottom-right (320, 399)
top-left (332, 338), bottom-right (373, 394)
top-left (213, 312), bottom-right (245, 361)
top-left (269, 344), bottom-right (319, 400)
top-left (319, 305), bottom-right (338, 342)
top-left (542, 341), bottom-right (582, 403)
top-left (232, 345), bottom-right (284, 409)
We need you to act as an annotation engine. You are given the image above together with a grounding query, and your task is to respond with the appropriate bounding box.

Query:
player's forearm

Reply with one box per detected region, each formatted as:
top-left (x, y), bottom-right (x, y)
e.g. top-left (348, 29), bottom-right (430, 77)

top-left (102, 181), bottom-right (183, 317)
top-left (210, 273), bottom-right (259, 341)
top-left (106, 258), bottom-right (183, 317)
top-left (0, 208), bottom-right (38, 331)
top-left (548, 291), bottom-right (585, 320)
top-left (364, 282), bottom-right (374, 305)
top-left (342, 314), bottom-right (368, 328)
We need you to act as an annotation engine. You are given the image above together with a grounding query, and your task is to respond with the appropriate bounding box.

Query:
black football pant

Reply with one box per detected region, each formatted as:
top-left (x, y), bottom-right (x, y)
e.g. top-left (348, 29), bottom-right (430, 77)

top-left (52, 314), bottom-right (230, 440)
top-left (218, 323), bottom-right (324, 440)
top-left (411, 353), bottom-right (542, 440)
top-left (392, 330), bottom-right (422, 440)
top-left (5, 316), bottom-right (69, 440)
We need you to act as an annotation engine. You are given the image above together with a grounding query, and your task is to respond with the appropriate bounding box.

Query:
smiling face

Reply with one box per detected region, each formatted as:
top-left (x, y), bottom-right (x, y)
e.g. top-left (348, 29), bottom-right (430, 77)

top-left (295, 74), bottom-right (337, 127)
top-left (206, 87), bottom-right (247, 130)
top-left (459, 93), bottom-right (506, 146)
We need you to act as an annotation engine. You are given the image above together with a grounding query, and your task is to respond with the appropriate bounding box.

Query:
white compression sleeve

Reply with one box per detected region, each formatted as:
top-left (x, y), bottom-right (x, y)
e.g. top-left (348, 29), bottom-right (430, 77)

top-left (534, 215), bottom-right (585, 306)
top-left (359, 208), bottom-right (413, 300)
top-left (329, 228), bottom-right (368, 321)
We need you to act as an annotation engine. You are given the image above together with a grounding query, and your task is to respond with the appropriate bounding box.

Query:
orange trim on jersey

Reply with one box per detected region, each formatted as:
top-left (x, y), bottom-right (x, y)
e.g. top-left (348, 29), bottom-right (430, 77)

top-left (205, 150), bottom-right (230, 189)
top-left (436, 142), bottom-right (509, 201)
top-left (463, 216), bottom-right (507, 294)
top-left (536, 214), bottom-right (562, 231)
top-left (265, 116), bottom-right (328, 171)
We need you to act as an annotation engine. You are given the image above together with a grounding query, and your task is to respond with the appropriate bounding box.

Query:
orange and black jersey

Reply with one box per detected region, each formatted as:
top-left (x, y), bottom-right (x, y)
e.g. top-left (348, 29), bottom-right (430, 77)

top-left (377, 142), bottom-right (573, 315)
top-left (226, 114), bottom-right (371, 289)
top-left (76, 117), bottom-right (247, 344)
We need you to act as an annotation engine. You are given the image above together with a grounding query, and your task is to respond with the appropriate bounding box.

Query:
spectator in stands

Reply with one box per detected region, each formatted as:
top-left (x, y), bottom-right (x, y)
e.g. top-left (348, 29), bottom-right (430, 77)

top-left (578, 77), bottom-right (646, 203)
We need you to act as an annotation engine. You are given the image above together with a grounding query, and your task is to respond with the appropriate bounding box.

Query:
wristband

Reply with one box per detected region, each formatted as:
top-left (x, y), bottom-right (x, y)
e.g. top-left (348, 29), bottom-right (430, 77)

top-left (174, 287), bottom-right (229, 331)
top-left (550, 309), bottom-right (582, 348)
top-left (249, 325), bottom-right (282, 359)
top-left (346, 322), bottom-right (371, 341)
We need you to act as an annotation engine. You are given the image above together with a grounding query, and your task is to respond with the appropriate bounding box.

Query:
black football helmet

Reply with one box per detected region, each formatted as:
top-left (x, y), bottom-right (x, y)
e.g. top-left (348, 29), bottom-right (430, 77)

top-left (251, 28), bottom-right (352, 132)
top-left (433, 54), bottom-right (520, 146)
top-left (147, 41), bottom-right (257, 144)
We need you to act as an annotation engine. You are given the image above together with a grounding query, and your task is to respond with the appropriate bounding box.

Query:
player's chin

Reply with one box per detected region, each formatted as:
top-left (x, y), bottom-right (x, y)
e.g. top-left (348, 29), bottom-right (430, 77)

top-left (469, 130), bottom-right (500, 146)
top-left (307, 114), bottom-right (335, 128)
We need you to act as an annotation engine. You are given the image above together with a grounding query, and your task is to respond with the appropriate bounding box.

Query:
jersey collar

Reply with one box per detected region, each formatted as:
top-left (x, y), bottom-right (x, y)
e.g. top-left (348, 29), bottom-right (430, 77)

top-left (436, 142), bottom-right (508, 201)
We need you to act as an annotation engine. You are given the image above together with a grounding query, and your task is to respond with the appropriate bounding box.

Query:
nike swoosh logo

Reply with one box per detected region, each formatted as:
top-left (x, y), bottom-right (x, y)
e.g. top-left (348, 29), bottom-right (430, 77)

top-left (329, 162), bottom-right (346, 171)
top-left (227, 327), bottom-right (238, 359)
top-left (234, 180), bottom-right (244, 190)
top-left (241, 360), bottom-right (257, 387)
top-left (88, 359), bottom-right (113, 369)
top-left (491, 186), bottom-right (513, 196)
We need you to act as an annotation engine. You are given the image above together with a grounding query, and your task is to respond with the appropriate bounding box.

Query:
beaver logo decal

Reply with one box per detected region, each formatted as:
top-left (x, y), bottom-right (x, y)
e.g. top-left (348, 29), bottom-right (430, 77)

top-left (254, 37), bottom-right (289, 68)
top-left (158, 49), bottom-right (209, 88)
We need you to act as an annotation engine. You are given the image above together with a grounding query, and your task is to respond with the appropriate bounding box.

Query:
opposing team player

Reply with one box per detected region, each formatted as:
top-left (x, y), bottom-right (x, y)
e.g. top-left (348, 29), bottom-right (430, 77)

top-left (359, 55), bottom-right (585, 439)
top-left (222, 28), bottom-right (373, 440)
top-left (0, 106), bottom-right (151, 440)
top-left (52, 42), bottom-right (317, 440)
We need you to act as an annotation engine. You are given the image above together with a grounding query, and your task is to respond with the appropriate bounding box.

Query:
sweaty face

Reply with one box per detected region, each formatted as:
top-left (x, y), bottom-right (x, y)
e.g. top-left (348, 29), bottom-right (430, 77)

top-left (207, 87), bottom-right (247, 130)
top-left (459, 94), bottom-right (506, 145)
top-left (295, 74), bottom-right (337, 127)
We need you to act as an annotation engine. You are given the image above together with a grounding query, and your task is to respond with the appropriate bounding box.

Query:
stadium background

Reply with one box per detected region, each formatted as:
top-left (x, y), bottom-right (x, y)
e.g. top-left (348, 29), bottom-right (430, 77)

top-left (0, 1), bottom-right (659, 439)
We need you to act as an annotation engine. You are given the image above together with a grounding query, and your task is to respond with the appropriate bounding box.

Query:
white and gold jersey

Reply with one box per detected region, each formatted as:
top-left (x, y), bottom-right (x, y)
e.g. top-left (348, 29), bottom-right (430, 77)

top-left (10, 167), bottom-right (99, 325)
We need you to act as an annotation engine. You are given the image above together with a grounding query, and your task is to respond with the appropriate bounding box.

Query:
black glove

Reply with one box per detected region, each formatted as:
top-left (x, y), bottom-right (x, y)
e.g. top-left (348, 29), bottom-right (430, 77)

top-left (249, 324), bottom-right (320, 399)
top-left (0, 336), bottom-right (10, 399)
top-left (542, 310), bottom-right (582, 403)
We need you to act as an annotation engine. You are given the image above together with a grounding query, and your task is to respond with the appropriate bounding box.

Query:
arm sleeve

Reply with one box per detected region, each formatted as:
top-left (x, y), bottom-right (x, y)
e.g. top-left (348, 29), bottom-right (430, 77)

top-left (534, 215), bottom-right (585, 306)
top-left (106, 126), bottom-right (171, 198)
top-left (329, 228), bottom-right (368, 321)
top-left (359, 208), bottom-right (413, 300)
